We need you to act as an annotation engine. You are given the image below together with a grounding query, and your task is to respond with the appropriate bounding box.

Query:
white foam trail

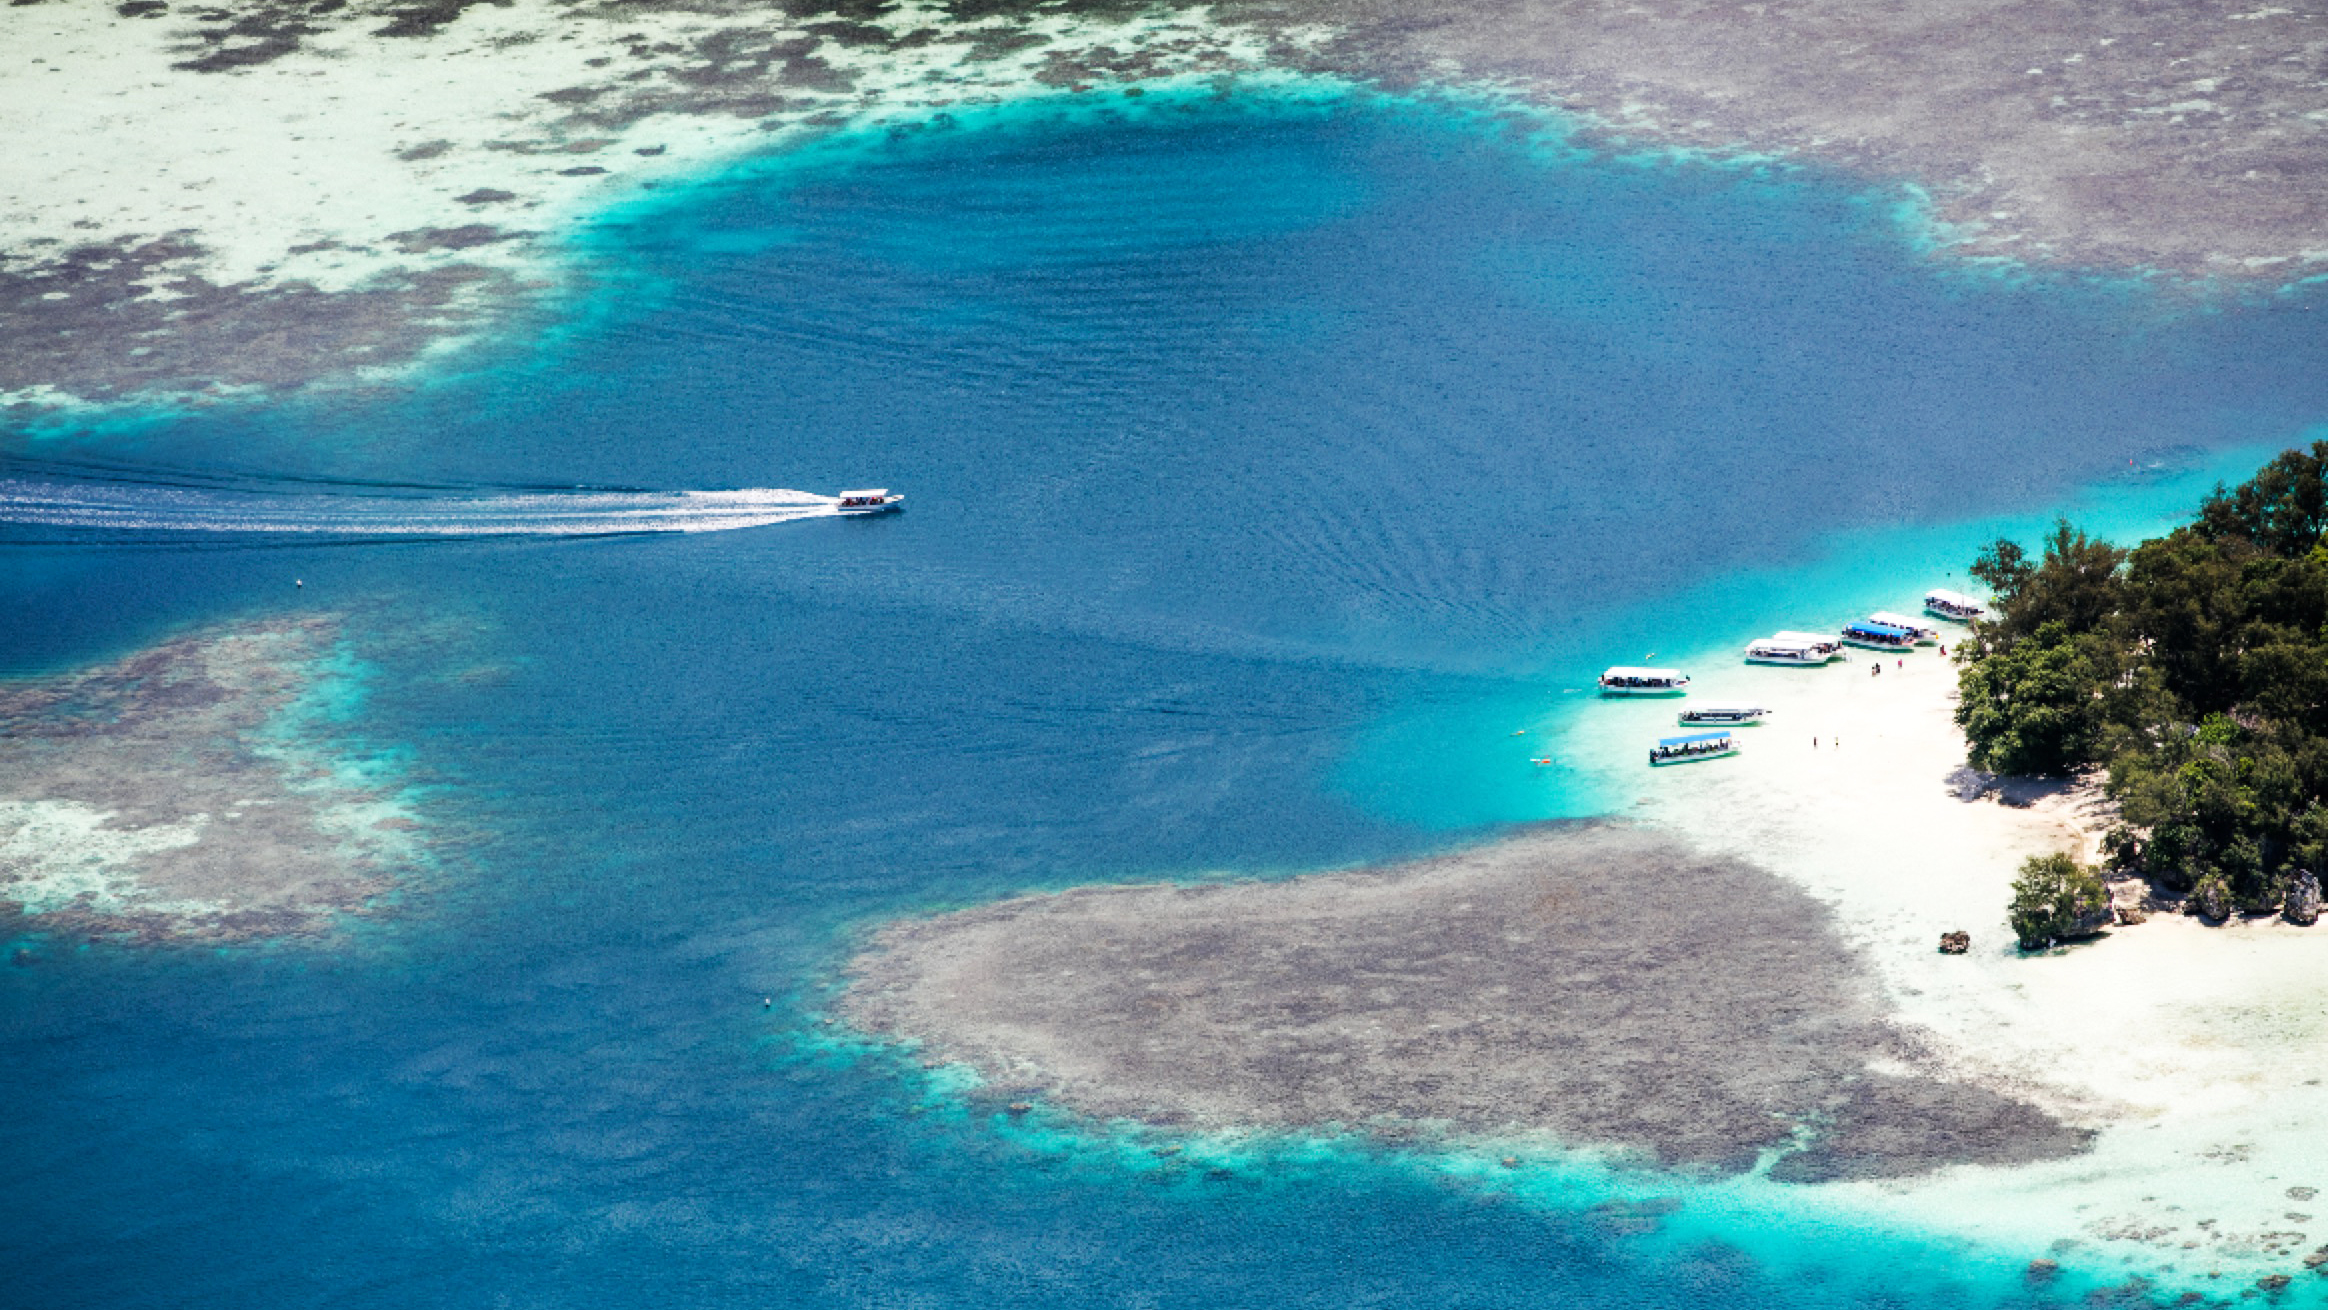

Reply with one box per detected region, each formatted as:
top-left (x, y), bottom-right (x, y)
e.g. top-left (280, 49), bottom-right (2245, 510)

top-left (0, 478), bottom-right (845, 536)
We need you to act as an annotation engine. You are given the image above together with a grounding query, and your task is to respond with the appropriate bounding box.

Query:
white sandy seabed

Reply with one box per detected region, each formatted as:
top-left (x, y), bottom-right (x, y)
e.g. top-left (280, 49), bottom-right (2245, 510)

top-left (0, 0), bottom-right (1321, 406)
top-left (1536, 508), bottom-right (2328, 1292)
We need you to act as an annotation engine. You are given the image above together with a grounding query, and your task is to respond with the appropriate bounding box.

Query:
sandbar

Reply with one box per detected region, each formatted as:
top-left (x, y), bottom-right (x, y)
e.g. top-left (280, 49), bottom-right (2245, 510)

top-left (0, 616), bottom-right (422, 942)
top-left (843, 822), bottom-right (2089, 1181)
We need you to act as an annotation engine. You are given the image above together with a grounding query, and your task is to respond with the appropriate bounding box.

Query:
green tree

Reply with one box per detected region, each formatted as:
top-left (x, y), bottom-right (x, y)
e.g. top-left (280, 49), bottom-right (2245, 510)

top-left (1955, 622), bottom-right (2111, 774)
top-left (1961, 443), bottom-right (2328, 927)
top-left (1970, 519), bottom-right (2128, 649)
top-left (2008, 852), bottom-right (2110, 950)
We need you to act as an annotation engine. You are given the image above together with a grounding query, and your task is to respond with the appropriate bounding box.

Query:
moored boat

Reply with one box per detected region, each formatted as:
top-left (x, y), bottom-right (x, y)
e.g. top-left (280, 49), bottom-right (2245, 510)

top-left (835, 488), bottom-right (904, 515)
top-left (1599, 667), bottom-right (1690, 696)
top-left (1679, 703), bottom-right (1769, 726)
top-left (1840, 620), bottom-right (1917, 650)
top-left (1924, 588), bottom-right (1985, 622)
top-left (1650, 731), bottom-right (1737, 765)
top-left (1867, 611), bottom-right (1940, 643)
top-left (1744, 636), bottom-right (1831, 666)
top-left (1772, 631), bottom-right (1845, 660)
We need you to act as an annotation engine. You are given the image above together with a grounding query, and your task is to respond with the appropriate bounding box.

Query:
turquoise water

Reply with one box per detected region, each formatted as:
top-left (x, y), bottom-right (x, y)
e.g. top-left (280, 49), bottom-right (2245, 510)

top-left (7, 89), bottom-right (2328, 1307)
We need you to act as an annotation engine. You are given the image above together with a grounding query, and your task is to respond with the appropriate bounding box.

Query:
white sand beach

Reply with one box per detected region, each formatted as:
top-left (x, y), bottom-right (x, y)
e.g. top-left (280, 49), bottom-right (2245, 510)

top-left (1568, 635), bottom-right (2328, 1282)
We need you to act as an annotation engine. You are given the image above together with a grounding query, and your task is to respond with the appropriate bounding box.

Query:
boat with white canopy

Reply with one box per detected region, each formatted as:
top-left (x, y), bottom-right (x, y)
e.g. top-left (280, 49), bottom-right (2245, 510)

top-left (1650, 731), bottom-right (1737, 765)
top-left (1745, 636), bottom-right (1832, 666)
top-left (1772, 631), bottom-right (1845, 659)
top-left (1924, 588), bottom-right (1985, 621)
top-left (1599, 667), bottom-right (1690, 696)
top-left (1867, 611), bottom-right (1940, 643)
top-left (1679, 704), bottom-right (1770, 726)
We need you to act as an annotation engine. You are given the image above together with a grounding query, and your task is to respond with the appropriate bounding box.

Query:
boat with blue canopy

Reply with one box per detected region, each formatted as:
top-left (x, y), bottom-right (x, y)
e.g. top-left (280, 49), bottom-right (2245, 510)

top-left (1650, 731), bottom-right (1737, 765)
top-left (1867, 611), bottom-right (1940, 643)
top-left (1840, 619), bottom-right (1917, 650)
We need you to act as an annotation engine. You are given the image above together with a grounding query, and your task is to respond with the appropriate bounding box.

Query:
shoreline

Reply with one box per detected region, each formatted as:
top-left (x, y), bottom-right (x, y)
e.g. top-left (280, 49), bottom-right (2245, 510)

top-left (1554, 610), bottom-right (2328, 1286)
top-left (835, 553), bottom-right (2328, 1290)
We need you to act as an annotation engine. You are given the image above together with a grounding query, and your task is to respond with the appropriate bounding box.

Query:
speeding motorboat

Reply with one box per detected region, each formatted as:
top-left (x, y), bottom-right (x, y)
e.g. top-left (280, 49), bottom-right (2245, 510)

top-left (835, 489), bottom-right (904, 515)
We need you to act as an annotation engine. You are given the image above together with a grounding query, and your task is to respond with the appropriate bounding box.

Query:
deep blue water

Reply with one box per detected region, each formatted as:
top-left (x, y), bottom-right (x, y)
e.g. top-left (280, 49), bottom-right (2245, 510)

top-left (7, 90), bottom-right (2328, 1308)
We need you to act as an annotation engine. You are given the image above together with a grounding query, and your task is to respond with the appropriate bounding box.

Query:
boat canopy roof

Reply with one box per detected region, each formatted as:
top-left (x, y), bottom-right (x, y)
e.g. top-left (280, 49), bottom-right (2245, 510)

top-left (1772, 630), bottom-right (1838, 645)
top-left (1604, 666), bottom-right (1685, 679)
top-left (1868, 611), bottom-right (1934, 630)
top-left (1749, 637), bottom-right (1820, 650)
top-left (1687, 703), bottom-right (1769, 715)
top-left (839, 488), bottom-right (889, 499)
top-left (1926, 588), bottom-right (1982, 607)
top-left (1844, 621), bottom-right (1913, 637)
top-left (1659, 732), bottom-right (1733, 746)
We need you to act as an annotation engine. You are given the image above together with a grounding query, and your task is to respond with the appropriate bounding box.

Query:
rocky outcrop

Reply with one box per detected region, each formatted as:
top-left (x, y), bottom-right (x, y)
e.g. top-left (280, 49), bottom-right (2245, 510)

top-left (2191, 874), bottom-right (2233, 923)
top-left (2287, 870), bottom-right (2321, 926)
top-left (2066, 902), bottom-right (2116, 938)
top-left (1938, 931), bottom-right (1970, 955)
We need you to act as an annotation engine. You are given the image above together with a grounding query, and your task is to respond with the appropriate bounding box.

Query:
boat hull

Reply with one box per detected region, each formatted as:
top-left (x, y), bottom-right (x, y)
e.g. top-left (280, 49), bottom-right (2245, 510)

top-left (1599, 685), bottom-right (1688, 696)
top-left (1679, 714), bottom-right (1763, 726)
top-left (836, 498), bottom-right (904, 516)
top-left (1744, 653), bottom-right (1832, 666)
top-left (1650, 747), bottom-right (1737, 765)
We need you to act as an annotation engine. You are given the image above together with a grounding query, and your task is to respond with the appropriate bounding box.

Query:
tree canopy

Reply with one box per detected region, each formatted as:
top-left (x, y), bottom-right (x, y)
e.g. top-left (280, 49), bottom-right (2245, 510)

top-left (1955, 441), bottom-right (2328, 914)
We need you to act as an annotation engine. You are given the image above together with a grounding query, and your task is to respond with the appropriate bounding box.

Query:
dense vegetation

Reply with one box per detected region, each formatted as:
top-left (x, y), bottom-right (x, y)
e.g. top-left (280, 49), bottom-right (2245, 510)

top-left (2006, 852), bottom-right (2111, 950)
top-left (1956, 442), bottom-right (2328, 916)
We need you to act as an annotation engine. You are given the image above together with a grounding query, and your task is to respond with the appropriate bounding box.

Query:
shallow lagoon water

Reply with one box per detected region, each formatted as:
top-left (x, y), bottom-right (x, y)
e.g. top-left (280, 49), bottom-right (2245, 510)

top-left (6, 90), bottom-right (2328, 1307)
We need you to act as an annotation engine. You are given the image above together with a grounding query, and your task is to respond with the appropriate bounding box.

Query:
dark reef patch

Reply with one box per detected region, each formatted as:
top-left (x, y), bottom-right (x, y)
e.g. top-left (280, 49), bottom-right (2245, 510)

top-left (385, 223), bottom-right (520, 252)
top-left (844, 825), bottom-right (2092, 1180)
top-left (0, 236), bottom-right (512, 405)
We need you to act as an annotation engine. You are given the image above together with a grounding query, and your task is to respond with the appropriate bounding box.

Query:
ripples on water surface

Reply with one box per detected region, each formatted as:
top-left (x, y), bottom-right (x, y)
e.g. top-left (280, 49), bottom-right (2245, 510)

top-left (5, 91), bottom-right (2327, 1308)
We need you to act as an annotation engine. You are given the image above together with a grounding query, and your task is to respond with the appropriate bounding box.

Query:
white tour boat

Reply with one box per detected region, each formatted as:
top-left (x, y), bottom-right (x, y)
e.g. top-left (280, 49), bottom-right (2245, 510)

top-left (1744, 636), bottom-right (1832, 666)
top-left (1924, 588), bottom-right (1985, 622)
top-left (1840, 619), bottom-right (1917, 650)
top-left (1867, 611), bottom-right (1941, 643)
top-left (1679, 703), bottom-right (1769, 726)
top-left (1650, 731), bottom-right (1737, 765)
top-left (1599, 666), bottom-right (1690, 696)
top-left (835, 488), bottom-right (904, 515)
top-left (1772, 631), bottom-right (1845, 660)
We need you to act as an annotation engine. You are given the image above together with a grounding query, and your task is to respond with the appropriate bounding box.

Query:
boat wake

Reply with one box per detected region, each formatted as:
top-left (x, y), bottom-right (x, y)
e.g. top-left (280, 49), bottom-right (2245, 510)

top-left (0, 463), bottom-right (848, 539)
